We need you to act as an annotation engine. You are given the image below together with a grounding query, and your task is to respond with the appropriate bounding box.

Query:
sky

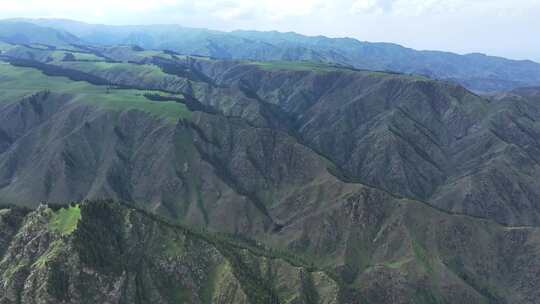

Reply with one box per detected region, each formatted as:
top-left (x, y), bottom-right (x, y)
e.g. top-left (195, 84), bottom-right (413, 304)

top-left (0, 0), bottom-right (539, 61)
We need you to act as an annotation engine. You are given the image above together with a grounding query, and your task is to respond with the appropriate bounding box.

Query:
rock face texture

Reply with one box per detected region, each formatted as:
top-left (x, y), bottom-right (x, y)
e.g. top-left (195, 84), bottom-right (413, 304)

top-left (1, 45), bottom-right (540, 303)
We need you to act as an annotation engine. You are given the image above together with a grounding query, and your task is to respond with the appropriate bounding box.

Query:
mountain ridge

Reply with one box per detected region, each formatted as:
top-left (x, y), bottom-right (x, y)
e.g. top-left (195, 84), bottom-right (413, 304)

top-left (1, 40), bottom-right (540, 302)
top-left (1, 44), bottom-right (540, 228)
top-left (2, 18), bottom-right (540, 92)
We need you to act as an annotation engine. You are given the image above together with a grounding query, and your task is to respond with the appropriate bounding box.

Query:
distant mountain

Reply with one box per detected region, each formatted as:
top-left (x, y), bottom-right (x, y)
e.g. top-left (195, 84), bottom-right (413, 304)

top-left (6, 18), bottom-right (540, 92)
top-left (511, 86), bottom-right (540, 99)
top-left (0, 21), bottom-right (79, 46)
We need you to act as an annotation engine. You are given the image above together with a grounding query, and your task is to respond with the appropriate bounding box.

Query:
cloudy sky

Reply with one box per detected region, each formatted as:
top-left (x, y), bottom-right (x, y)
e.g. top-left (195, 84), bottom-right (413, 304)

top-left (1, 0), bottom-right (539, 61)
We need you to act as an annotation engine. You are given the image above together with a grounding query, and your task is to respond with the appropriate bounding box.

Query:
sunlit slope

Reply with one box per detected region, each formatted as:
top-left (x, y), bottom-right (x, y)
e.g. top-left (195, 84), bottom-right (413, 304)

top-left (0, 64), bottom-right (190, 122)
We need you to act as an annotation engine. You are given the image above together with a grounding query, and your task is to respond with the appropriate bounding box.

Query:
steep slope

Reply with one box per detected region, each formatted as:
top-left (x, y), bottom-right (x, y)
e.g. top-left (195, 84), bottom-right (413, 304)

top-left (510, 86), bottom-right (540, 100)
top-left (1, 197), bottom-right (540, 304)
top-left (3, 46), bottom-right (540, 226)
top-left (0, 61), bottom-right (355, 236)
top-left (0, 201), bottom-right (340, 304)
top-left (12, 18), bottom-right (540, 92)
top-left (269, 186), bottom-right (540, 304)
top-left (0, 43), bottom-right (540, 303)
top-left (188, 59), bottom-right (540, 226)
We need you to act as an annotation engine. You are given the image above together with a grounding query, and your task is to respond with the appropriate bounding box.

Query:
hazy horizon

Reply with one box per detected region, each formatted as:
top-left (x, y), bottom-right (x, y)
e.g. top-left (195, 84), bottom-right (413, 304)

top-left (1, 0), bottom-right (539, 62)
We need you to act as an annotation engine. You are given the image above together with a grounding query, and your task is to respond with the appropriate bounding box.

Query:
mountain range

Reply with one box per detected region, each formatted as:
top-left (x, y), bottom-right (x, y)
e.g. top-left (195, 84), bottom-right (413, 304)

top-left (0, 20), bottom-right (540, 303)
top-left (2, 18), bottom-right (540, 92)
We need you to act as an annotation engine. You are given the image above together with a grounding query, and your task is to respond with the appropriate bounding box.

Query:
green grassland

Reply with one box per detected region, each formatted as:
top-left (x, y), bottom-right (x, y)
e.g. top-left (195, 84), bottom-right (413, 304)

top-left (69, 52), bottom-right (106, 61)
top-left (58, 45), bottom-right (85, 52)
top-left (26, 44), bottom-right (51, 50)
top-left (249, 60), bottom-right (345, 72)
top-left (136, 50), bottom-right (179, 60)
top-left (0, 63), bottom-right (190, 122)
top-left (47, 51), bottom-right (66, 61)
top-left (48, 205), bottom-right (81, 236)
top-left (249, 60), bottom-right (430, 81)
top-left (57, 61), bottom-right (168, 81)
top-left (0, 42), bottom-right (13, 52)
top-left (48, 50), bottom-right (105, 62)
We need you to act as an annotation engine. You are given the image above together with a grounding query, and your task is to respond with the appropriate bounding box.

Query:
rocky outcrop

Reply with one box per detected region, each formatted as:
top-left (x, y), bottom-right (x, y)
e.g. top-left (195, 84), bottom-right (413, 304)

top-left (0, 201), bottom-right (340, 304)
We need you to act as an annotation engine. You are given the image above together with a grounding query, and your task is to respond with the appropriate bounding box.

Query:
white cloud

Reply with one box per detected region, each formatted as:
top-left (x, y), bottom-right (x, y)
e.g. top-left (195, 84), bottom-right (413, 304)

top-left (193, 0), bottom-right (323, 21)
top-left (0, 0), bottom-right (323, 22)
top-left (350, 0), bottom-right (540, 17)
top-left (351, 0), bottom-right (384, 14)
top-left (1, 0), bottom-right (537, 22)
top-left (0, 0), bottom-right (184, 21)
